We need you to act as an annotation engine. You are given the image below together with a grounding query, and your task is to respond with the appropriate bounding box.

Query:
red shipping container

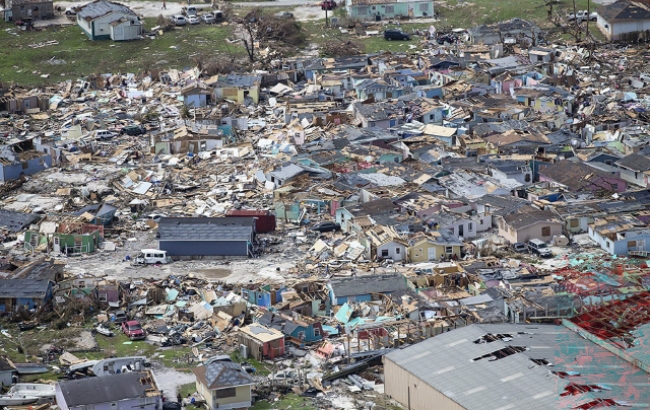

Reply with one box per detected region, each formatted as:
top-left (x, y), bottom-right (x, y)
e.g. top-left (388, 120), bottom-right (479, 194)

top-left (225, 209), bottom-right (276, 233)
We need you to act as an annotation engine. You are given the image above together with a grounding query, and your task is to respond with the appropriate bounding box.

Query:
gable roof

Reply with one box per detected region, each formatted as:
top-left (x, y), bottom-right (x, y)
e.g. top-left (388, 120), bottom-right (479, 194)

top-left (597, 0), bottom-right (650, 22)
top-left (58, 372), bottom-right (159, 406)
top-left (77, 0), bottom-right (137, 22)
top-left (539, 161), bottom-right (618, 192)
top-left (192, 361), bottom-right (254, 390)
top-left (502, 207), bottom-right (561, 230)
top-left (615, 153), bottom-right (650, 172)
top-left (157, 217), bottom-right (254, 242)
top-left (329, 273), bottom-right (408, 298)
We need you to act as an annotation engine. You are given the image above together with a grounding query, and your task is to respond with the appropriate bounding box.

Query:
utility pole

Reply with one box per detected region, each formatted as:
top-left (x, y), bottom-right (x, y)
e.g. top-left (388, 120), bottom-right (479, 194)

top-left (586, 0), bottom-right (590, 39)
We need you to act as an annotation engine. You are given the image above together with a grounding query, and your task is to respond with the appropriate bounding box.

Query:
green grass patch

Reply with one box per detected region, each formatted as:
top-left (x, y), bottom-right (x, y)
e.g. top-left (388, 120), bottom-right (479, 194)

top-left (0, 18), bottom-right (244, 86)
top-left (251, 394), bottom-right (316, 410)
top-left (229, 351), bottom-right (270, 376)
top-left (93, 331), bottom-right (159, 358)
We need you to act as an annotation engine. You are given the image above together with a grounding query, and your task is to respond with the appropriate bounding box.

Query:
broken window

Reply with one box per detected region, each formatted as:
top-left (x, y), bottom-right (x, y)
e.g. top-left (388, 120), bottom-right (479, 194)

top-left (385, 5), bottom-right (394, 13)
top-left (541, 226), bottom-right (551, 236)
top-left (381, 249), bottom-right (389, 257)
top-left (570, 219), bottom-right (579, 228)
top-left (628, 241), bottom-right (637, 248)
top-left (472, 346), bottom-right (527, 362)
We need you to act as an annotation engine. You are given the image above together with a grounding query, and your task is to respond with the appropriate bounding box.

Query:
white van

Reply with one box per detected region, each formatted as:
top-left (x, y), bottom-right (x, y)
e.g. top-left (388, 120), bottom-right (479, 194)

top-left (135, 249), bottom-right (172, 264)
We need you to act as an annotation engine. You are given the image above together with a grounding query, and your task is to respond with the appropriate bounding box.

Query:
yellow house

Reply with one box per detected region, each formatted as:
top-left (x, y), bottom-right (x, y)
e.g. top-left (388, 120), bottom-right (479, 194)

top-left (209, 74), bottom-right (261, 104)
top-left (408, 231), bottom-right (463, 263)
top-left (192, 360), bottom-right (255, 410)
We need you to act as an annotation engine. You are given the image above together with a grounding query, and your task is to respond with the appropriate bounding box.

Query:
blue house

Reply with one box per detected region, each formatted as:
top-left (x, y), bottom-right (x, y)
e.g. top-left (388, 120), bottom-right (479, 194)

top-left (0, 279), bottom-right (53, 312)
top-left (241, 285), bottom-right (285, 308)
top-left (73, 203), bottom-right (118, 226)
top-left (258, 311), bottom-right (324, 344)
top-left (327, 273), bottom-right (409, 306)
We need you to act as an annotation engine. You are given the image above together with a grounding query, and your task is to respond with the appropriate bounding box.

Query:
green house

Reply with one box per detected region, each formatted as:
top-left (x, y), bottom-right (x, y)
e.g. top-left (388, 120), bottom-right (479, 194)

top-left (52, 231), bottom-right (102, 255)
top-left (345, 0), bottom-right (434, 20)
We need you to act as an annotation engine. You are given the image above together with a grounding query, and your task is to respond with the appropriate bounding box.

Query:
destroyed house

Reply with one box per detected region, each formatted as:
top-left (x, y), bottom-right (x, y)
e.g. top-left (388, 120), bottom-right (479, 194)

top-left (56, 371), bottom-right (162, 410)
top-left (192, 361), bottom-right (254, 410)
top-left (327, 273), bottom-right (409, 306)
top-left (538, 160), bottom-right (627, 195)
top-left (352, 101), bottom-right (405, 129)
top-left (0, 137), bottom-right (53, 182)
top-left (258, 311), bottom-right (324, 344)
top-left (335, 198), bottom-right (399, 233)
top-left (238, 323), bottom-right (285, 360)
top-left (384, 323), bottom-right (650, 410)
top-left (0, 209), bottom-right (40, 233)
top-left (0, 279), bottom-right (53, 312)
top-left (210, 74), bottom-right (261, 104)
top-left (5, 0), bottom-right (54, 22)
top-left (588, 215), bottom-right (650, 256)
top-left (157, 217), bottom-right (255, 258)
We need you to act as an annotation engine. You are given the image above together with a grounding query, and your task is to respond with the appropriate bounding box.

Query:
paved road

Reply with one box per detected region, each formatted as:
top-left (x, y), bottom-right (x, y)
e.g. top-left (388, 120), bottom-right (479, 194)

top-left (231, 0), bottom-right (317, 7)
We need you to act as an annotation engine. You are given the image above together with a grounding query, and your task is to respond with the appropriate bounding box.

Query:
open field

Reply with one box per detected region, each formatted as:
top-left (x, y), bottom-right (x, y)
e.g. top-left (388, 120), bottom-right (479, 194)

top-left (1, 0), bottom-right (606, 85)
top-left (0, 19), bottom-right (243, 86)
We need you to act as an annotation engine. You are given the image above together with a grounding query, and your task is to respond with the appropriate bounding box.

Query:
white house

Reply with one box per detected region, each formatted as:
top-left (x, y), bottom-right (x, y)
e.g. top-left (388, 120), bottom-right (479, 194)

top-left (76, 0), bottom-right (141, 41)
top-left (596, 0), bottom-right (650, 41)
top-left (588, 215), bottom-right (650, 256)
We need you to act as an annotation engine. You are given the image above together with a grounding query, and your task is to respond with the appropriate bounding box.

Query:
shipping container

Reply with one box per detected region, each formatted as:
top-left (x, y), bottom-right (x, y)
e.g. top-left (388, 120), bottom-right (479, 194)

top-left (225, 209), bottom-right (276, 233)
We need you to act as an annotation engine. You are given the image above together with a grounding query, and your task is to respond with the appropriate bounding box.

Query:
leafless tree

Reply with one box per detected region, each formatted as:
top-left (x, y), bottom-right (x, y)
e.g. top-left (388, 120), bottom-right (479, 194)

top-left (239, 8), bottom-right (307, 63)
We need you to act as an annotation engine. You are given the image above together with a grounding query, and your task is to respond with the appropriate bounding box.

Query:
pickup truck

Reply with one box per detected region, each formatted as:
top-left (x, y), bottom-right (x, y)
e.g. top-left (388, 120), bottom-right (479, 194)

top-left (122, 320), bottom-right (146, 340)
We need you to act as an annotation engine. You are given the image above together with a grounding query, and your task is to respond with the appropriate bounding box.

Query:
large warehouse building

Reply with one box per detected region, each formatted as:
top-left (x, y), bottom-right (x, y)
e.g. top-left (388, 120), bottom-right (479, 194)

top-left (384, 323), bottom-right (650, 409)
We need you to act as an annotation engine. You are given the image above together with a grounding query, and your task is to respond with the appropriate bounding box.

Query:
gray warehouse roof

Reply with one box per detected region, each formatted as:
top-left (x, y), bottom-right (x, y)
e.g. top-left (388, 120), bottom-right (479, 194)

top-left (384, 323), bottom-right (650, 409)
top-left (58, 372), bottom-right (159, 407)
top-left (157, 217), bottom-right (254, 242)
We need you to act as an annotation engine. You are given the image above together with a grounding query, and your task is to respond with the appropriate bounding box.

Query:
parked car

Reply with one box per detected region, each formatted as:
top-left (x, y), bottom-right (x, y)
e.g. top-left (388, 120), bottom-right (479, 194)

top-left (201, 13), bottom-right (215, 24)
top-left (528, 239), bottom-right (553, 258)
top-left (122, 125), bottom-right (146, 136)
top-left (182, 6), bottom-right (198, 16)
top-left (384, 29), bottom-right (410, 41)
top-left (122, 320), bottom-right (146, 340)
top-left (311, 221), bottom-right (341, 233)
top-left (321, 0), bottom-right (337, 10)
top-left (64, 7), bottom-right (77, 15)
top-left (187, 15), bottom-right (200, 25)
top-left (113, 310), bottom-right (128, 324)
top-left (171, 15), bottom-right (187, 26)
top-left (512, 242), bottom-right (528, 253)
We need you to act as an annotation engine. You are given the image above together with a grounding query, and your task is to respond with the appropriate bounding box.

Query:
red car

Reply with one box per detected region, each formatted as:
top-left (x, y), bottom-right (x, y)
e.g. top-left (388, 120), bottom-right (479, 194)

top-left (321, 0), bottom-right (337, 10)
top-left (121, 320), bottom-right (146, 340)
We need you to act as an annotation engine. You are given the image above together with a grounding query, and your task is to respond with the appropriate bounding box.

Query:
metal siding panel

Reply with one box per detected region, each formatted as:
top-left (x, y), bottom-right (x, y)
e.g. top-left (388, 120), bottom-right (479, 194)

top-left (160, 241), bottom-right (247, 256)
top-left (385, 358), bottom-right (466, 410)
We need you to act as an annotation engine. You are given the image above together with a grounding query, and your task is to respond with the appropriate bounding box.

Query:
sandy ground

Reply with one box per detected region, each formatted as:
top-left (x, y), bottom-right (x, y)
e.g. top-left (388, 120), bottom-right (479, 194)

top-left (61, 230), bottom-right (300, 284)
